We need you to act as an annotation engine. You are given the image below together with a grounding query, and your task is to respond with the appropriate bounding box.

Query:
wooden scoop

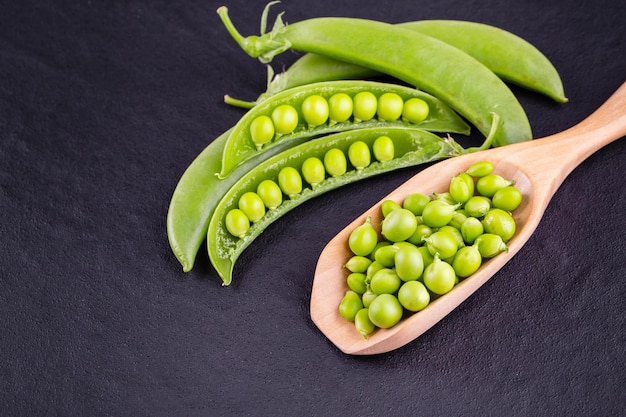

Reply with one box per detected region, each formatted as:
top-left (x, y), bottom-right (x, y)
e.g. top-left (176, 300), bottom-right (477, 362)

top-left (311, 82), bottom-right (626, 355)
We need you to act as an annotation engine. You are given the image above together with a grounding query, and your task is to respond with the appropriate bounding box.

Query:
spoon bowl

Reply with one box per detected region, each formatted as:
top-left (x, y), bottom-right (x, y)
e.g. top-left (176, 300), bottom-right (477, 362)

top-left (311, 82), bottom-right (626, 355)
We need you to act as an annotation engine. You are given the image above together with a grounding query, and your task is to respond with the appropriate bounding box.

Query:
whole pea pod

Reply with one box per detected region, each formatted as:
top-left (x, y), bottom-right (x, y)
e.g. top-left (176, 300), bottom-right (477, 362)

top-left (248, 20), bottom-right (566, 105)
top-left (208, 125), bottom-right (496, 285)
top-left (218, 80), bottom-right (470, 178)
top-left (217, 6), bottom-right (532, 148)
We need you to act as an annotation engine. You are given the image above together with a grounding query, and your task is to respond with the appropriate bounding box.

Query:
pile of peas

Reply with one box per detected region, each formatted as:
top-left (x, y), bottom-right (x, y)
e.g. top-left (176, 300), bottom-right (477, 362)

top-left (338, 160), bottom-right (523, 338)
top-left (224, 134), bottom-right (400, 239)
top-left (249, 91), bottom-right (430, 149)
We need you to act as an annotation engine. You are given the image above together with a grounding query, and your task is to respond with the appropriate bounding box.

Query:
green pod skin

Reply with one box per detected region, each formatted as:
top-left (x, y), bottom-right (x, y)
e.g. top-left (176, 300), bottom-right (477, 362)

top-left (208, 127), bottom-right (476, 285)
top-left (252, 21), bottom-right (566, 104)
top-left (218, 7), bottom-right (532, 147)
top-left (218, 80), bottom-right (470, 178)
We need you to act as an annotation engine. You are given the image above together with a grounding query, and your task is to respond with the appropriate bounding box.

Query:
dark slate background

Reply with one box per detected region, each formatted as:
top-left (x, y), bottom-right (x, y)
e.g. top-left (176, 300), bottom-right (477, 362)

top-left (1, 0), bottom-right (624, 416)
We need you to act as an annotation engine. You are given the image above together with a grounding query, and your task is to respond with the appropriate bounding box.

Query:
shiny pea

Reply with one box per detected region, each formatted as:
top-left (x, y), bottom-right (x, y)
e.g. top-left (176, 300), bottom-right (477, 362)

top-left (328, 92), bottom-right (353, 124)
top-left (398, 281), bottom-right (430, 312)
top-left (368, 242), bottom-right (391, 262)
top-left (301, 157), bottom-right (326, 187)
top-left (394, 244), bottom-right (424, 282)
top-left (449, 172), bottom-right (475, 204)
top-left (448, 210), bottom-right (469, 230)
top-left (366, 260), bottom-right (385, 281)
top-left (402, 193), bottom-right (431, 216)
top-left (301, 94), bottom-right (329, 127)
top-left (372, 135), bottom-right (394, 161)
top-left (438, 225), bottom-right (465, 249)
top-left (464, 195), bottom-right (492, 218)
top-left (370, 268), bottom-right (402, 295)
top-left (461, 217), bottom-right (484, 244)
top-left (271, 104), bottom-right (299, 135)
top-left (476, 174), bottom-right (514, 197)
top-left (475, 233), bottom-right (509, 258)
top-left (225, 208), bottom-right (250, 238)
top-left (482, 208), bottom-right (516, 242)
top-left (348, 140), bottom-right (371, 170)
top-left (421, 200), bottom-right (459, 228)
top-left (377, 92), bottom-right (404, 121)
top-left (423, 256), bottom-right (456, 295)
top-left (423, 230), bottom-right (459, 259)
top-left (466, 160), bottom-right (494, 177)
top-left (361, 289), bottom-right (377, 308)
top-left (402, 98), bottom-right (429, 124)
top-left (277, 166), bottom-right (302, 198)
top-left (381, 199), bottom-right (402, 217)
top-left (338, 290), bottom-right (363, 322)
top-left (323, 148), bottom-right (347, 177)
top-left (368, 293), bottom-right (403, 329)
top-left (407, 224), bottom-right (433, 246)
top-left (352, 91), bottom-right (377, 122)
top-left (344, 255), bottom-right (372, 273)
top-left (492, 185), bottom-right (523, 212)
top-left (452, 245), bottom-right (482, 278)
top-left (256, 179), bottom-right (283, 210)
top-left (238, 191), bottom-right (266, 223)
top-left (249, 115), bottom-right (274, 149)
top-left (381, 208), bottom-right (418, 242)
top-left (347, 272), bottom-right (368, 294)
top-left (417, 246), bottom-right (435, 269)
top-left (348, 217), bottom-right (378, 257)
top-left (355, 308), bottom-right (375, 339)
top-left (374, 244), bottom-right (399, 268)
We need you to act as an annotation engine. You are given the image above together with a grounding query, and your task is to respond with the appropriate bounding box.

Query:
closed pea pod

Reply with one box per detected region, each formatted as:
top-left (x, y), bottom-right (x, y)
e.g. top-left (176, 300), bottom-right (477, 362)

top-left (218, 81), bottom-right (469, 178)
top-left (219, 7), bottom-right (532, 147)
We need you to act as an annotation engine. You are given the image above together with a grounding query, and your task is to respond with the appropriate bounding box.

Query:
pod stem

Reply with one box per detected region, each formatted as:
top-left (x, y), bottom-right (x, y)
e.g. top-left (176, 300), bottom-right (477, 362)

top-left (223, 95), bottom-right (257, 109)
top-left (217, 4), bottom-right (291, 63)
top-left (468, 112), bottom-right (501, 153)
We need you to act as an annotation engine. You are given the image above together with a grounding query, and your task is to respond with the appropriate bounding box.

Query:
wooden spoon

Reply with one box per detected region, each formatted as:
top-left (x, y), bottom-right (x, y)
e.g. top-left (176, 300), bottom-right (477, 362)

top-left (311, 82), bottom-right (626, 355)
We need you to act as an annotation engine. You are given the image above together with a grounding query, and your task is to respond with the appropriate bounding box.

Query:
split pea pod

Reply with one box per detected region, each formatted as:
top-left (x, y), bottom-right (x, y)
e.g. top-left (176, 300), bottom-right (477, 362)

top-left (250, 20), bottom-right (566, 104)
top-left (208, 126), bottom-right (492, 285)
top-left (217, 6), bottom-right (532, 148)
top-left (218, 80), bottom-right (470, 178)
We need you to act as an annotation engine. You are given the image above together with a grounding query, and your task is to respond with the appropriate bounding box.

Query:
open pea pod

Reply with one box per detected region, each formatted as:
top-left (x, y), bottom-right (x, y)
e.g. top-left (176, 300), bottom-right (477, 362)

top-left (209, 125), bottom-right (491, 285)
top-left (217, 80), bottom-right (470, 178)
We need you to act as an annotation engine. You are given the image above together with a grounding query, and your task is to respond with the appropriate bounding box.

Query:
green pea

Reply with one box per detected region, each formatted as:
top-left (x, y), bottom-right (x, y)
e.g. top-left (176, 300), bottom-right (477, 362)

top-left (466, 160), bottom-right (494, 177)
top-left (374, 244), bottom-right (399, 268)
top-left (381, 208), bottom-right (418, 242)
top-left (475, 233), bottom-right (508, 258)
top-left (368, 293), bottom-right (403, 328)
top-left (353, 91), bottom-right (377, 122)
top-left (328, 92), bottom-right (353, 124)
top-left (225, 208), bottom-right (250, 238)
top-left (461, 217), bottom-right (484, 244)
top-left (256, 179), bottom-right (283, 210)
top-left (347, 272), bottom-right (368, 294)
top-left (402, 98), bottom-right (429, 124)
top-left (417, 246), bottom-right (434, 269)
top-left (368, 242), bottom-right (390, 262)
top-left (381, 199), bottom-right (402, 217)
top-left (394, 244), bottom-right (424, 282)
top-left (372, 135), bottom-right (395, 161)
top-left (301, 94), bottom-right (329, 127)
top-left (407, 224), bottom-right (433, 246)
top-left (438, 225), bottom-right (465, 249)
top-left (355, 308), bottom-right (375, 339)
top-left (464, 195), bottom-right (492, 218)
top-left (448, 210), bottom-right (469, 230)
top-left (402, 192), bottom-right (431, 216)
top-left (343, 255), bottom-right (372, 273)
top-left (452, 245), bottom-right (482, 278)
top-left (482, 208), bottom-right (516, 242)
top-left (476, 174), bottom-right (514, 197)
top-left (366, 260), bottom-right (385, 281)
top-left (301, 157), bottom-right (326, 187)
top-left (423, 230), bottom-right (459, 259)
top-left (249, 115), bottom-right (274, 149)
top-left (370, 268), bottom-right (402, 295)
top-left (449, 172), bottom-right (475, 204)
top-left (323, 148), bottom-right (347, 177)
top-left (348, 140), bottom-right (371, 170)
top-left (348, 217), bottom-right (378, 257)
top-left (271, 104), bottom-right (299, 135)
top-left (492, 185), bottom-right (523, 212)
top-left (423, 256), bottom-right (456, 295)
top-left (361, 289), bottom-right (377, 308)
top-left (339, 290), bottom-right (363, 322)
top-left (398, 281), bottom-right (430, 312)
top-left (421, 200), bottom-right (459, 228)
top-left (277, 166), bottom-right (303, 198)
top-left (377, 92), bottom-right (404, 121)
top-left (238, 191), bottom-right (266, 223)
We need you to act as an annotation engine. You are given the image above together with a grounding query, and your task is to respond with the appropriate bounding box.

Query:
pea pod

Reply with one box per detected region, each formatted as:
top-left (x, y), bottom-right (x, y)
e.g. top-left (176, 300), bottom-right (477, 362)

top-left (208, 126), bottom-right (494, 285)
top-left (218, 80), bottom-right (470, 178)
top-left (217, 6), bottom-right (532, 147)
top-left (244, 20), bottom-right (566, 105)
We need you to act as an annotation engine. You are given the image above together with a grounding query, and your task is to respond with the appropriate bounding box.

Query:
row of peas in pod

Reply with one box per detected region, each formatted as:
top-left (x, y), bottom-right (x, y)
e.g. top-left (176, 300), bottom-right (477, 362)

top-left (249, 91), bottom-right (430, 149)
top-left (224, 135), bottom-right (397, 238)
top-left (338, 160), bottom-right (523, 339)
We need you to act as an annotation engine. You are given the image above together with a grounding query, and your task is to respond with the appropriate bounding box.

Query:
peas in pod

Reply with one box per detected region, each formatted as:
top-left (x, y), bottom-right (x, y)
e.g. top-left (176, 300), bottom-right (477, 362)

top-left (339, 160), bottom-right (523, 339)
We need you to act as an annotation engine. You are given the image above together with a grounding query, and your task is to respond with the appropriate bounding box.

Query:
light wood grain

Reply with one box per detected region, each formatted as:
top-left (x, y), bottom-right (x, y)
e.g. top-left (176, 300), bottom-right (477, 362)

top-left (311, 82), bottom-right (626, 355)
